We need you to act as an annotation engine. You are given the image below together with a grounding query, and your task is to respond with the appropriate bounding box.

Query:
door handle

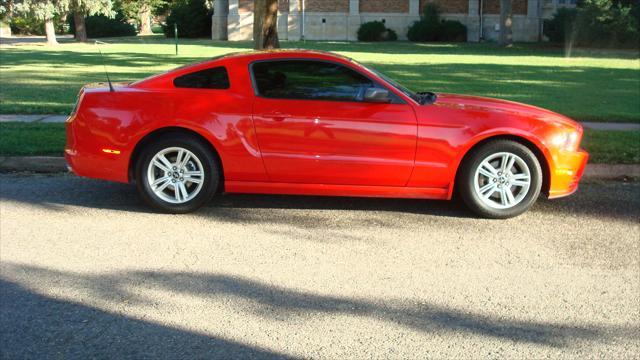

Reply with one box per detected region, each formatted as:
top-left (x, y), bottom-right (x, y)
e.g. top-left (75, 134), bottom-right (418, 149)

top-left (261, 113), bottom-right (290, 121)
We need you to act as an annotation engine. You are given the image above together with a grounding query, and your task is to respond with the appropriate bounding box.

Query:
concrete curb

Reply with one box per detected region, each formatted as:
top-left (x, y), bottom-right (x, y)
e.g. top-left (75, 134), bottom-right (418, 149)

top-left (583, 164), bottom-right (640, 179)
top-left (0, 156), bottom-right (639, 180)
top-left (582, 122), bottom-right (640, 131)
top-left (0, 156), bottom-right (67, 173)
top-left (0, 114), bottom-right (68, 123)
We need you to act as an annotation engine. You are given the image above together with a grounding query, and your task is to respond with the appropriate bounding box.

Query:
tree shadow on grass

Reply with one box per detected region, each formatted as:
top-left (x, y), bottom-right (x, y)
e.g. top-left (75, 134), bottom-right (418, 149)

top-left (0, 48), bottom-right (205, 68)
top-left (364, 62), bottom-right (640, 122)
top-left (3, 262), bottom-right (636, 355)
top-left (89, 37), bottom-right (640, 59)
top-left (1, 47), bottom-right (638, 120)
top-left (0, 42), bottom-right (640, 121)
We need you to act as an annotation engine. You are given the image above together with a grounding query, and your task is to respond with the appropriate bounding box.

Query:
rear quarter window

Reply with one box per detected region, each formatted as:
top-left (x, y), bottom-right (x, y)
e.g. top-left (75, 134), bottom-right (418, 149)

top-left (173, 66), bottom-right (230, 89)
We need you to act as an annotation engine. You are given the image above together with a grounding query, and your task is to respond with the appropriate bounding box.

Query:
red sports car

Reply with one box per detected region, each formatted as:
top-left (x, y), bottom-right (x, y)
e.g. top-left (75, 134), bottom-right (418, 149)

top-left (65, 50), bottom-right (588, 218)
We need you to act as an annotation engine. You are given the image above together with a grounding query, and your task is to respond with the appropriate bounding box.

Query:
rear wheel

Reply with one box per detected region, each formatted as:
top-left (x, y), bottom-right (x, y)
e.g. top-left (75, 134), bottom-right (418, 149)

top-left (457, 140), bottom-right (542, 219)
top-left (135, 134), bottom-right (218, 213)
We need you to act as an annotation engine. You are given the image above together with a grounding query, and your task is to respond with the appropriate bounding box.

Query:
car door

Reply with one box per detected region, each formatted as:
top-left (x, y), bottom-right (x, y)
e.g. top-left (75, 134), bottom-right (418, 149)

top-left (251, 59), bottom-right (417, 187)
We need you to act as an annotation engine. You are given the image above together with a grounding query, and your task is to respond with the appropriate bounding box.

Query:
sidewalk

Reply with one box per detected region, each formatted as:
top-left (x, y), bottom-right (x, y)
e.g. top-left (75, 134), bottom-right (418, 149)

top-left (582, 122), bottom-right (640, 131)
top-left (0, 35), bottom-right (74, 47)
top-left (0, 114), bottom-right (68, 123)
top-left (1, 114), bottom-right (639, 131)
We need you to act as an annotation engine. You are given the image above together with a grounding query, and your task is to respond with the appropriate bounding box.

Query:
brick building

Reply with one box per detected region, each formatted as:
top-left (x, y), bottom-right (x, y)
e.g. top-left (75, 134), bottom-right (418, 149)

top-left (211, 0), bottom-right (576, 42)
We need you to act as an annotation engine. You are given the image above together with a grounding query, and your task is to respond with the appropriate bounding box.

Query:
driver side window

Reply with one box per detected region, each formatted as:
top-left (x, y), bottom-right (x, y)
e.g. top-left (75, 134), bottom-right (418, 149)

top-left (252, 60), bottom-right (387, 102)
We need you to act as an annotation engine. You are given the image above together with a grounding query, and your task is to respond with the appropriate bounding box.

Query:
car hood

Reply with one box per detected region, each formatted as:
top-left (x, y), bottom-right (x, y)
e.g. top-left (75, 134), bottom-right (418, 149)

top-left (432, 93), bottom-right (580, 129)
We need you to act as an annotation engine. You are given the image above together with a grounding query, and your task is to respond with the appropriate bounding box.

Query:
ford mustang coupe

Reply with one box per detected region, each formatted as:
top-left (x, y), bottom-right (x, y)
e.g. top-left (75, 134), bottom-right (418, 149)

top-left (65, 50), bottom-right (588, 218)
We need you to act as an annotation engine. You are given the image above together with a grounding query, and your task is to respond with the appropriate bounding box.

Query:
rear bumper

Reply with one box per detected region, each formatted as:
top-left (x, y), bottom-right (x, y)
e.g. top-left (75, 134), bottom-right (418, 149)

top-left (548, 149), bottom-right (589, 199)
top-left (65, 114), bottom-right (130, 183)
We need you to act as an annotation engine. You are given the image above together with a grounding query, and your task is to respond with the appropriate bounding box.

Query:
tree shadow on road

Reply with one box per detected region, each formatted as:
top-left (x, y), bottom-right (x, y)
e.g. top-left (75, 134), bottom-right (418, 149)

top-left (3, 262), bottom-right (636, 358)
top-left (0, 277), bottom-right (295, 359)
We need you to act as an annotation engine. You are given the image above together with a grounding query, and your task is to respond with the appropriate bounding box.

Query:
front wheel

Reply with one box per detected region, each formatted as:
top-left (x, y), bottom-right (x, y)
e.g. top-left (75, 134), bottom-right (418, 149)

top-left (457, 140), bottom-right (542, 219)
top-left (135, 134), bottom-right (219, 213)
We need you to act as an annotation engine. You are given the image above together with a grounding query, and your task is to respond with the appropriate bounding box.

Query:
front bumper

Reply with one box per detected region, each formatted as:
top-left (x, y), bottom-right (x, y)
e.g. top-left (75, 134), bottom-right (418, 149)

top-left (548, 149), bottom-right (589, 199)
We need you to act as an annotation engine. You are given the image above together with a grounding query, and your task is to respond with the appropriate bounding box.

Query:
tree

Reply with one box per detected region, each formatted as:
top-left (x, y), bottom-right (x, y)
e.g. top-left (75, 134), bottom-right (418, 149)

top-left (70, 0), bottom-right (112, 41)
top-left (0, 0), bottom-right (15, 36)
top-left (13, 0), bottom-right (69, 44)
top-left (163, 0), bottom-right (210, 38)
top-left (118, 0), bottom-right (166, 35)
top-left (499, 0), bottom-right (513, 46)
top-left (253, 0), bottom-right (279, 50)
top-left (544, 0), bottom-right (639, 48)
top-left (0, 0), bottom-right (15, 19)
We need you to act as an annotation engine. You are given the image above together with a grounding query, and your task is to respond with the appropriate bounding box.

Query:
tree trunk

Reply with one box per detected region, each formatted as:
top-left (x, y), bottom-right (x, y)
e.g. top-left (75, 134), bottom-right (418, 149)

top-left (44, 18), bottom-right (58, 45)
top-left (74, 11), bottom-right (88, 42)
top-left (138, 4), bottom-right (153, 35)
top-left (253, 0), bottom-right (279, 50)
top-left (499, 0), bottom-right (513, 46)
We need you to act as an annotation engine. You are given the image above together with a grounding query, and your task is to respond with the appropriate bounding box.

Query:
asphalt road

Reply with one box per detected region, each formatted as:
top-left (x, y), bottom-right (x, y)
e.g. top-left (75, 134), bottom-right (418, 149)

top-left (1, 173), bottom-right (638, 359)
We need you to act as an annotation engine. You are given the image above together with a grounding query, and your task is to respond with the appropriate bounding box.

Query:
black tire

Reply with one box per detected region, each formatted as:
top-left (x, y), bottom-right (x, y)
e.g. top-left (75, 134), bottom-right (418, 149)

top-left (457, 140), bottom-right (542, 219)
top-left (135, 133), bottom-right (219, 213)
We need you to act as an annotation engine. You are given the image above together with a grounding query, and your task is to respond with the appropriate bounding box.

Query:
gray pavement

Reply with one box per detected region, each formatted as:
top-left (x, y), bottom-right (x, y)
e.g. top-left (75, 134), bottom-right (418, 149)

top-left (0, 35), bottom-right (74, 47)
top-left (582, 122), bottom-right (640, 131)
top-left (0, 173), bottom-right (639, 359)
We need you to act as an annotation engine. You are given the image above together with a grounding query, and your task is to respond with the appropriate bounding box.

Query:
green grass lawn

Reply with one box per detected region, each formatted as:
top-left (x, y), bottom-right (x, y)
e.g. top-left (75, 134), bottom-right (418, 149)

top-left (582, 130), bottom-right (640, 164)
top-left (1, 122), bottom-right (638, 164)
top-left (0, 37), bottom-right (638, 122)
top-left (0, 122), bottom-right (65, 156)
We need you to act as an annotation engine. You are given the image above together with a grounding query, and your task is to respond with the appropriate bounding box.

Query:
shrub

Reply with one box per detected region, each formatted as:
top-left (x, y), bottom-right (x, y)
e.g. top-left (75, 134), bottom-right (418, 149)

top-left (10, 16), bottom-right (45, 35)
top-left (544, 0), bottom-right (639, 48)
top-left (385, 28), bottom-right (398, 41)
top-left (69, 12), bottom-right (137, 38)
top-left (151, 24), bottom-right (164, 34)
top-left (357, 20), bottom-right (397, 41)
top-left (440, 19), bottom-right (467, 42)
top-left (543, 7), bottom-right (578, 43)
top-left (10, 15), bottom-right (66, 35)
top-left (407, 3), bottom-right (466, 42)
top-left (163, 0), bottom-right (211, 38)
top-left (407, 3), bottom-right (441, 41)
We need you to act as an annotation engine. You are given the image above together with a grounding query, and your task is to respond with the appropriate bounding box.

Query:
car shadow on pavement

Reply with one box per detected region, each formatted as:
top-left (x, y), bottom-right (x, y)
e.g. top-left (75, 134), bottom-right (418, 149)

top-left (0, 175), bottom-right (638, 223)
top-left (3, 262), bottom-right (637, 357)
top-left (0, 174), bottom-right (471, 218)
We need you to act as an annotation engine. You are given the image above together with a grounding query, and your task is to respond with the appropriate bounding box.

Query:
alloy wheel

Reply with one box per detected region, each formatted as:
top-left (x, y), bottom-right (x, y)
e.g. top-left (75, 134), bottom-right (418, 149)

top-left (473, 152), bottom-right (531, 210)
top-left (146, 147), bottom-right (205, 204)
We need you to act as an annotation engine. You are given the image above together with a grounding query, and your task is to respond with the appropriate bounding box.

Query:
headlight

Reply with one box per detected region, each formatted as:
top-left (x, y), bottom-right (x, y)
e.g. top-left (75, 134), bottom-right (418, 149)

top-left (550, 129), bottom-right (581, 151)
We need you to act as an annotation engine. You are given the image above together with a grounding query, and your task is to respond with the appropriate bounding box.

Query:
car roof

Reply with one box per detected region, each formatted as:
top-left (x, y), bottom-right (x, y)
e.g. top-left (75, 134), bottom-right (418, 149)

top-left (216, 49), bottom-right (353, 62)
top-left (131, 50), bottom-right (355, 89)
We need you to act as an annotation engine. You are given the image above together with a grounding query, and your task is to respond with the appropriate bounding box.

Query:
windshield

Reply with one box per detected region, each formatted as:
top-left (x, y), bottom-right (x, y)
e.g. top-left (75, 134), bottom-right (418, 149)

top-left (371, 68), bottom-right (419, 101)
top-left (361, 62), bottom-right (438, 105)
top-left (351, 61), bottom-right (418, 102)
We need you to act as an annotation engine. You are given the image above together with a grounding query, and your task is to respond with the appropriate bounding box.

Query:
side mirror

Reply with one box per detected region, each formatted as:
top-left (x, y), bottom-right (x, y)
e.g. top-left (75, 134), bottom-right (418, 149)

top-left (363, 88), bottom-right (391, 103)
